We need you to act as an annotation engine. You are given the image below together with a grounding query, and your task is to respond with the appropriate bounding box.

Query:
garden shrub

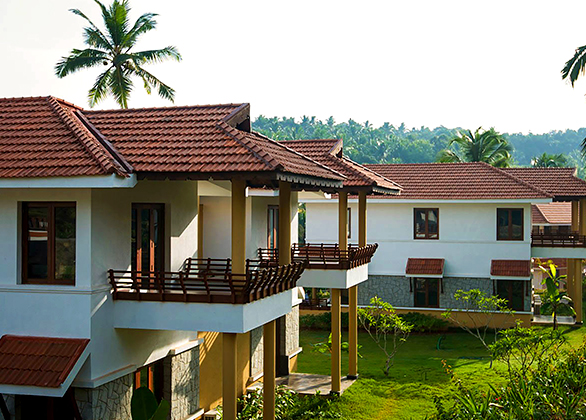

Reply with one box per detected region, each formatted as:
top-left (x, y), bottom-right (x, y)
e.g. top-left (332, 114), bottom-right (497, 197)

top-left (398, 312), bottom-right (449, 333)
top-left (300, 312), bottom-right (348, 330)
top-left (432, 340), bottom-right (586, 420)
top-left (219, 386), bottom-right (342, 419)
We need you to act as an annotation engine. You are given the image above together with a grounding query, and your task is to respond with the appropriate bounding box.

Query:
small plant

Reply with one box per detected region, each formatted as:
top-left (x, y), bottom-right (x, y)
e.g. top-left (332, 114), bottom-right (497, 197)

top-left (443, 289), bottom-right (514, 366)
top-left (489, 323), bottom-right (566, 379)
top-left (311, 333), bottom-right (361, 358)
top-left (358, 296), bottom-right (412, 376)
top-left (399, 312), bottom-right (450, 333)
top-left (538, 259), bottom-right (575, 329)
top-left (131, 387), bottom-right (170, 420)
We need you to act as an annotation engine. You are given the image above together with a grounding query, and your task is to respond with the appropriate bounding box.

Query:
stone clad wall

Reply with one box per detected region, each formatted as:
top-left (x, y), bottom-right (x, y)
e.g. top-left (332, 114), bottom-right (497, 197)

top-left (285, 305), bottom-right (300, 356)
top-left (169, 347), bottom-right (200, 420)
top-left (75, 373), bottom-right (133, 420)
top-left (250, 326), bottom-right (264, 378)
top-left (358, 275), bottom-right (529, 311)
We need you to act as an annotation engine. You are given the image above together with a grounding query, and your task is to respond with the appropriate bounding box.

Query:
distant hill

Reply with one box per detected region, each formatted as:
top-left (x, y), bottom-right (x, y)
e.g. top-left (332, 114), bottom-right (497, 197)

top-left (253, 116), bottom-right (586, 177)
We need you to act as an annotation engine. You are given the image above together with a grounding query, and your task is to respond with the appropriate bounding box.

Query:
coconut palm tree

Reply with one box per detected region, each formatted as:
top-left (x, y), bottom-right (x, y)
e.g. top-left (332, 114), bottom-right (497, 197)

top-left (561, 44), bottom-right (586, 87)
top-left (531, 152), bottom-right (568, 168)
top-left (55, 0), bottom-right (181, 109)
top-left (437, 127), bottom-right (513, 167)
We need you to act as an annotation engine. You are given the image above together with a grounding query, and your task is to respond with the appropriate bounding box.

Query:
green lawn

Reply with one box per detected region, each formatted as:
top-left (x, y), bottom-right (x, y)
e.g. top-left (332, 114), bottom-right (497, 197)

top-left (297, 327), bottom-right (586, 420)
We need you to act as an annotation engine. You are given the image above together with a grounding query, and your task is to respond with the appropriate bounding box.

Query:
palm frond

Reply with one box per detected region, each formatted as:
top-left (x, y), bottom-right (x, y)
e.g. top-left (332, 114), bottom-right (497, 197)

top-left (131, 64), bottom-right (176, 102)
top-left (55, 48), bottom-right (108, 78)
top-left (437, 149), bottom-right (463, 163)
top-left (123, 12), bottom-right (158, 49)
top-left (132, 47), bottom-right (182, 64)
top-left (562, 45), bottom-right (586, 86)
top-left (88, 68), bottom-right (113, 108)
top-left (95, 0), bottom-right (129, 47)
top-left (70, 8), bottom-right (113, 51)
top-left (109, 66), bottom-right (133, 109)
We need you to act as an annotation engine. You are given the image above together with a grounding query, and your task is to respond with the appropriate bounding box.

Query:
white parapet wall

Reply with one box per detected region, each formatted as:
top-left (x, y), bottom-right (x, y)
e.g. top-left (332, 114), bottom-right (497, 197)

top-left (531, 247), bottom-right (586, 260)
top-left (296, 264), bottom-right (368, 289)
top-left (112, 289), bottom-right (295, 334)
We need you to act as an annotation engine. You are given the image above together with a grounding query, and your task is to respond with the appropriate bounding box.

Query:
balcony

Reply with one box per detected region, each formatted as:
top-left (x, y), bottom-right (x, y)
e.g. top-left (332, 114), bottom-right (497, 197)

top-left (258, 243), bottom-right (378, 289)
top-left (531, 233), bottom-right (586, 259)
top-left (108, 258), bottom-right (305, 333)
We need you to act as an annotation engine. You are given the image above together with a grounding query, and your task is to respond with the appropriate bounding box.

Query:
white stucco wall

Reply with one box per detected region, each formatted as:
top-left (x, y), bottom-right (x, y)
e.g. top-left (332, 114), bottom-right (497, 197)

top-left (0, 181), bottom-right (200, 384)
top-left (305, 200), bottom-right (532, 278)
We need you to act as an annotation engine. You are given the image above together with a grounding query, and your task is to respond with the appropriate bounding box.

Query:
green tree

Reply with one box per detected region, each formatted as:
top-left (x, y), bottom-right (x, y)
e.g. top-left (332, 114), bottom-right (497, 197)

top-left (538, 259), bottom-right (574, 330)
top-left (437, 127), bottom-right (513, 167)
top-left (55, 0), bottom-right (181, 109)
top-left (531, 152), bottom-right (568, 167)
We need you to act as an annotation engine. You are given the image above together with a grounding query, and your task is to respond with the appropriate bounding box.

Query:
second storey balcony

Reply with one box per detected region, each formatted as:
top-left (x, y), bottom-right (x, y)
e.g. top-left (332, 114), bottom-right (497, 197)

top-left (531, 232), bottom-right (586, 259)
top-left (108, 258), bottom-right (305, 334)
top-left (258, 243), bottom-right (378, 289)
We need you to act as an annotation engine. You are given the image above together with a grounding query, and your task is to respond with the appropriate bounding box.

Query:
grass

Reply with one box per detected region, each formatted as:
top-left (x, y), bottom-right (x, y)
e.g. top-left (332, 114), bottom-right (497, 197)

top-left (297, 326), bottom-right (586, 420)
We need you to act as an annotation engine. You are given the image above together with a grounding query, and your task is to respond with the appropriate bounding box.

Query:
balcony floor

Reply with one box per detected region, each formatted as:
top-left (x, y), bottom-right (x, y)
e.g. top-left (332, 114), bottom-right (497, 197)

top-left (248, 373), bottom-right (356, 395)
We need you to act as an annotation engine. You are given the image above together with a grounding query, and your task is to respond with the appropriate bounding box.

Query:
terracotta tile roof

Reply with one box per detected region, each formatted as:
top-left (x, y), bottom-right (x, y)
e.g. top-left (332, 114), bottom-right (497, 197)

top-left (0, 335), bottom-right (89, 388)
top-left (406, 258), bottom-right (445, 275)
top-left (283, 139), bottom-right (401, 193)
top-left (491, 260), bottom-right (531, 277)
top-left (84, 105), bottom-right (343, 182)
top-left (502, 167), bottom-right (586, 199)
top-left (532, 202), bottom-right (572, 225)
top-left (0, 96), bottom-right (128, 178)
top-left (365, 162), bottom-right (552, 200)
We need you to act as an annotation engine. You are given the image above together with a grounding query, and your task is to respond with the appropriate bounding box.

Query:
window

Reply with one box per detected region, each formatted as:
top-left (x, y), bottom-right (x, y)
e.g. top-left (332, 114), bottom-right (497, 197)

top-left (414, 208), bottom-right (439, 239)
top-left (134, 360), bottom-right (165, 402)
top-left (22, 202), bottom-right (76, 285)
top-left (497, 208), bottom-right (524, 241)
top-left (267, 205), bottom-right (279, 249)
top-left (131, 204), bottom-right (165, 275)
top-left (496, 280), bottom-right (525, 311)
top-left (413, 278), bottom-right (440, 308)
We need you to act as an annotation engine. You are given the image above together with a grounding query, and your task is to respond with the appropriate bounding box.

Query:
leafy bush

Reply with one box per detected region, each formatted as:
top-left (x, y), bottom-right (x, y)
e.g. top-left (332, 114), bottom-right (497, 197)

top-left (219, 386), bottom-right (342, 419)
top-left (300, 312), bottom-right (349, 330)
top-left (431, 340), bottom-right (586, 420)
top-left (398, 312), bottom-right (450, 333)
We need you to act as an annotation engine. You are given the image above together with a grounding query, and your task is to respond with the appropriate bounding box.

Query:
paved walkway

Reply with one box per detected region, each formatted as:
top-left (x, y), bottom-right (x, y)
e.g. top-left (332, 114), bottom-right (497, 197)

top-left (247, 373), bottom-right (356, 395)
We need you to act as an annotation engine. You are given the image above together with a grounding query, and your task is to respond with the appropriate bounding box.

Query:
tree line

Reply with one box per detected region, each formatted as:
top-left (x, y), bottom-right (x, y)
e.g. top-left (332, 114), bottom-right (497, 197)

top-left (253, 115), bottom-right (586, 176)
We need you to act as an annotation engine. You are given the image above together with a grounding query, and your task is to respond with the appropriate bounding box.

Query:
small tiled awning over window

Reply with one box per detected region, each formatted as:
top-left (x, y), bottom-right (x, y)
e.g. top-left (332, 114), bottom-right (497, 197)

top-left (0, 335), bottom-right (90, 396)
top-left (490, 260), bottom-right (531, 280)
top-left (406, 258), bottom-right (445, 278)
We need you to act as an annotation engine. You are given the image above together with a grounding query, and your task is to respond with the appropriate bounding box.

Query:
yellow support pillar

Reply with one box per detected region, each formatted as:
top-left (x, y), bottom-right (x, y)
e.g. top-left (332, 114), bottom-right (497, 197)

top-left (198, 202), bottom-right (204, 259)
top-left (222, 333), bottom-right (238, 420)
top-left (348, 191), bottom-right (366, 379)
top-left (263, 320), bottom-right (276, 420)
top-left (232, 179), bottom-right (247, 274)
top-left (576, 198), bottom-right (586, 323)
top-left (279, 181), bottom-right (292, 265)
top-left (331, 191), bottom-right (347, 394)
top-left (331, 288), bottom-right (342, 394)
top-left (223, 179), bottom-right (247, 420)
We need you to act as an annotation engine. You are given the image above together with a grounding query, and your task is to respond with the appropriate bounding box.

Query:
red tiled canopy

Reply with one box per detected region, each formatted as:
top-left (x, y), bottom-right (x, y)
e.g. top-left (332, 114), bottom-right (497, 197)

top-left (532, 202), bottom-right (572, 225)
top-left (0, 335), bottom-right (89, 388)
top-left (406, 258), bottom-right (445, 276)
top-left (490, 260), bottom-right (531, 278)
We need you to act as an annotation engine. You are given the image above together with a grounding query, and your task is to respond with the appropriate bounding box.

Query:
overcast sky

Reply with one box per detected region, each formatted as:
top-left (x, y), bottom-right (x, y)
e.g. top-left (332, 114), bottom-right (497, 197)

top-left (1, 0), bottom-right (586, 133)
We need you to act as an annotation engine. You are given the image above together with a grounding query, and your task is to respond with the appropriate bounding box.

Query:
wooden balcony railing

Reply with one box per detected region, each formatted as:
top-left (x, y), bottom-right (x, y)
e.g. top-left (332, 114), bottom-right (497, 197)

top-left (251, 243), bottom-right (380, 270)
top-left (531, 233), bottom-right (586, 248)
top-left (108, 258), bottom-right (305, 304)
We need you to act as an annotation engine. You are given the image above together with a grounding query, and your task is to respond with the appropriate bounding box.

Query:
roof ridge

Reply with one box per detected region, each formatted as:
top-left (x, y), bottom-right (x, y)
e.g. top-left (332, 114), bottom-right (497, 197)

top-left (218, 122), bottom-right (281, 171)
top-left (481, 162), bottom-right (553, 198)
top-left (252, 132), bottom-right (347, 179)
top-left (85, 102), bottom-right (246, 114)
top-left (46, 97), bottom-right (127, 177)
top-left (340, 156), bottom-right (403, 190)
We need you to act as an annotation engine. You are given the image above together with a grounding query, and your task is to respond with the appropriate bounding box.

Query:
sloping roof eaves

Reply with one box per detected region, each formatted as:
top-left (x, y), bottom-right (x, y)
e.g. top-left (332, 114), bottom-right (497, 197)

top-left (283, 139), bottom-right (401, 193)
top-left (502, 167), bottom-right (586, 200)
top-left (0, 96), bottom-right (128, 178)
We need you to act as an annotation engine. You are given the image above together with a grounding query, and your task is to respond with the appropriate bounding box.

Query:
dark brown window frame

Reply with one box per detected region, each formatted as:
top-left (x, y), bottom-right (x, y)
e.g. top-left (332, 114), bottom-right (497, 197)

top-left (496, 279), bottom-right (526, 311)
top-left (413, 277), bottom-right (440, 308)
top-left (134, 359), bottom-right (165, 402)
top-left (497, 208), bottom-right (524, 241)
top-left (22, 202), bottom-right (76, 286)
top-left (413, 208), bottom-right (439, 240)
top-left (131, 203), bottom-right (165, 275)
